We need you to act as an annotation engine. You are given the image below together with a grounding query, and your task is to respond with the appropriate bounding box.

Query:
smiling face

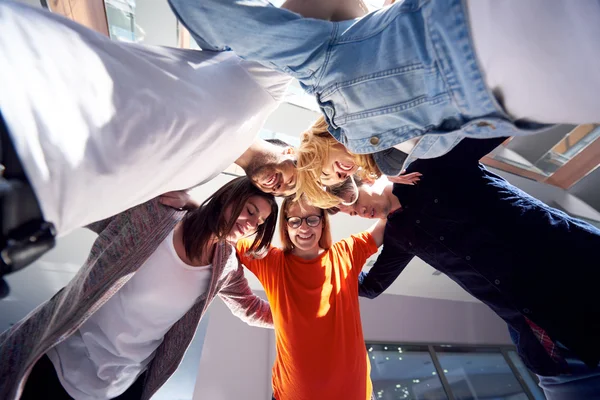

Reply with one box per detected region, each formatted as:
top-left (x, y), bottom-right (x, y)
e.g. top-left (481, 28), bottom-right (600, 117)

top-left (248, 158), bottom-right (297, 197)
top-left (285, 201), bottom-right (323, 252)
top-left (224, 195), bottom-right (274, 243)
top-left (319, 143), bottom-right (359, 186)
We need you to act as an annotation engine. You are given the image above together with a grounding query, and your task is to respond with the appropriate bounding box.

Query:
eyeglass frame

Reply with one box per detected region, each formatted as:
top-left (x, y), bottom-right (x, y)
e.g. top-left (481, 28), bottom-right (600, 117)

top-left (285, 215), bottom-right (323, 229)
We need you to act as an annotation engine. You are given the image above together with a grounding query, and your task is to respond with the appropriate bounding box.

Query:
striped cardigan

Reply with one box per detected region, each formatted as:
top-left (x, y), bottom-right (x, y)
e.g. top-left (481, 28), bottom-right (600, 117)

top-left (0, 198), bottom-right (273, 400)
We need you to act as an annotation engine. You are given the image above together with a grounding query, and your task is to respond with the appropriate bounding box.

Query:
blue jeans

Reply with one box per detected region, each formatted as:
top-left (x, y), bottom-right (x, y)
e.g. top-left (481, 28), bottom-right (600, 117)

top-left (538, 358), bottom-right (600, 400)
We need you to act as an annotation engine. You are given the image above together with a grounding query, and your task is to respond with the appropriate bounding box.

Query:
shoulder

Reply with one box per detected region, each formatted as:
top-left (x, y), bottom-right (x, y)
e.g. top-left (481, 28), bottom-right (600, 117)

top-left (333, 231), bottom-right (377, 254)
top-left (94, 199), bottom-right (182, 245)
top-left (256, 246), bottom-right (285, 264)
top-left (236, 240), bottom-right (284, 263)
top-left (342, 231), bottom-right (376, 247)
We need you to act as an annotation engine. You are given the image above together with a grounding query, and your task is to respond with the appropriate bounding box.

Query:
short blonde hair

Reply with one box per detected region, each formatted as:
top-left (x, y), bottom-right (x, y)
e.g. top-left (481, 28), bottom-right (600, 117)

top-left (296, 116), bottom-right (381, 208)
top-left (279, 194), bottom-right (332, 253)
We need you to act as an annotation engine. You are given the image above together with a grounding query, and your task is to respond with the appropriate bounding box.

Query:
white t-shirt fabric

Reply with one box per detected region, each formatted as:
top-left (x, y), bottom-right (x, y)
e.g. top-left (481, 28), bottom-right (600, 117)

top-left (46, 229), bottom-right (212, 400)
top-left (0, 1), bottom-right (291, 236)
top-left (466, 0), bottom-right (600, 124)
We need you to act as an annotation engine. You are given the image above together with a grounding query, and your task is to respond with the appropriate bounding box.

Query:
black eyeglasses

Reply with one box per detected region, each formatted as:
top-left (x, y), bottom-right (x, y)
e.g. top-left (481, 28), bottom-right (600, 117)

top-left (286, 215), bottom-right (322, 229)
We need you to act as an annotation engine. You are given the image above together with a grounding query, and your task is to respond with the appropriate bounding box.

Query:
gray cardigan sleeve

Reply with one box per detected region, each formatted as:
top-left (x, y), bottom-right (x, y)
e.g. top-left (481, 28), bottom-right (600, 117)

top-left (218, 265), bottom-right (273, 329)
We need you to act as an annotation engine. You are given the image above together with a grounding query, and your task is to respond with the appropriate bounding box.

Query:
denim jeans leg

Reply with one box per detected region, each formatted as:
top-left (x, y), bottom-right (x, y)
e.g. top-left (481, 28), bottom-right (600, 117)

top-left (538, 358), bottom-right (600, 400)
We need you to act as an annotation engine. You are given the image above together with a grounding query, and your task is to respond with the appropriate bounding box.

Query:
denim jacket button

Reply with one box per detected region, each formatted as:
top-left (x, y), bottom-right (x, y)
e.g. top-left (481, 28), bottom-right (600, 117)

top-left (494, 279), bottom-right (500, 285)
top-left (523, 308), bottom-right (531, 314)
top-left (434, 199), bottom-right (439, 203)
top-left (369, 136), bottom-right (380, 145)
top-left (439, 236), bottom-right (444, 241)
top-left (416, 219), bottom-right (420, 224)
top-left (465, 256), bottom-right (471, 261)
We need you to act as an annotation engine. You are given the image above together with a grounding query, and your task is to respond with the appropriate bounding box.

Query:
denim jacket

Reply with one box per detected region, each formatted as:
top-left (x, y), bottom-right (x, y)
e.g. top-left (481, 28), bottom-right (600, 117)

top-left (168, 0), bottom-right (549, 173)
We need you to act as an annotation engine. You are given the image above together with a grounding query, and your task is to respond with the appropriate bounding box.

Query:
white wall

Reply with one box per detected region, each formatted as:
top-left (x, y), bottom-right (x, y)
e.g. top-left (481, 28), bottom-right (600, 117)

top-left (192, 289), bottom-right (511, 400)
top-left (14, 0), bottom-right (44, 8)
top-left (359, 293), bottom-right (511, 345)
top-left (134, 0), bottom-right (178, 47)
top-left (193, 293), bottom-right (274, 400)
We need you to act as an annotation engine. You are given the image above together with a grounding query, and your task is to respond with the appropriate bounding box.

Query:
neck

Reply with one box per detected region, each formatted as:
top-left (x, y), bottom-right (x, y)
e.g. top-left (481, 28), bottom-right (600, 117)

top-left (383, 183), bottom-right (402, 213)
top-left (235, 139), bottom-right (274, 171)
top-left (292, 246), bottom-right (323, 260)
top-left (173, 221), bottom-right (217, 266)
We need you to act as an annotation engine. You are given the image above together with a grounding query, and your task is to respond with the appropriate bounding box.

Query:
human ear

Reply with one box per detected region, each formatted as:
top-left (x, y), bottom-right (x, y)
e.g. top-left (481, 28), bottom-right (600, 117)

top-left (283, 147), bottom-right (296, 156)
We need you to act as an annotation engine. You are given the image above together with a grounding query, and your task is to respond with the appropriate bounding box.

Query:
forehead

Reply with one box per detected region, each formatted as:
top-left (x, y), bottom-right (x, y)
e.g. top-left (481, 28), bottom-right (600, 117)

top-left (286, 201), bottom-right (320, 216)
top-left (356, 184), bottom-right (374, 197)
top-left (248, 196), bottom-right (272, 215)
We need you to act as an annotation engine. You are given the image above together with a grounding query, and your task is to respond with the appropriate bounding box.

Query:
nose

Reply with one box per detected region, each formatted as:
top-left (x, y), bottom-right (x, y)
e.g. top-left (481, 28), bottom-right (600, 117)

top-left (336, 171), bottom-right (347, 180)
top-left (297, 219), bottom-right (313, 231)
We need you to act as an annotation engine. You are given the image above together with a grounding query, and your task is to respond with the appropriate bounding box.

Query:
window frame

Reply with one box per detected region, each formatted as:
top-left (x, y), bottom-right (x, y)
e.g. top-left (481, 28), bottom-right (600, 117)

top-left (366, 341), bottom-right (541, 400)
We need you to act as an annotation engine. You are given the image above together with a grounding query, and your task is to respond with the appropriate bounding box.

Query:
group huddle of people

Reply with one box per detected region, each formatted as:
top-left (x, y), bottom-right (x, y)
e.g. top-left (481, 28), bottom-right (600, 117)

top-left (1, 0), bottom-right (599, 399)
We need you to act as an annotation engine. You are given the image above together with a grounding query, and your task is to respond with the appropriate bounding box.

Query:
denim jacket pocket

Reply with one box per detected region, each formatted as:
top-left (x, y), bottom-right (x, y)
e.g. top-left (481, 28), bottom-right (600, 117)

top-left (319, 63), bottom-right (456, 153)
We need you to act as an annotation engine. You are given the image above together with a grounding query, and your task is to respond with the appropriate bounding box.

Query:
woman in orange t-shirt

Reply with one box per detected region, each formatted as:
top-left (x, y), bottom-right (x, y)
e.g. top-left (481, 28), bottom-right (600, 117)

top-left (237, 195), bottom-right (385, 400)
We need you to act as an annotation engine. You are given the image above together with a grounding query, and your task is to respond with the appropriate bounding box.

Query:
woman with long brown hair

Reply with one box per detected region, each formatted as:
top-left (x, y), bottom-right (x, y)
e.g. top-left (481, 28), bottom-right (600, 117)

top-left (1, 177), bottom-right (278, 400)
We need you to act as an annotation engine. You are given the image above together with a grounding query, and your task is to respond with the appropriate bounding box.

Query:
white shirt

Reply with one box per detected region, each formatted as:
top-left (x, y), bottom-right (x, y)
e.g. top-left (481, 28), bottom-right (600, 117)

top-left (47, 230), bottom-right (211, 400)
top-left (0, 1), bottom-right (291, 235)
top-left (466, 0), bottom-right (600, 124)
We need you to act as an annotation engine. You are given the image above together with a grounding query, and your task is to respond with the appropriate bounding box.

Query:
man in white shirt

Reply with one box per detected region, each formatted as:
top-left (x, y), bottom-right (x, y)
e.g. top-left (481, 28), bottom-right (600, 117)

top-left (0, 1), bottom-right (293, 293)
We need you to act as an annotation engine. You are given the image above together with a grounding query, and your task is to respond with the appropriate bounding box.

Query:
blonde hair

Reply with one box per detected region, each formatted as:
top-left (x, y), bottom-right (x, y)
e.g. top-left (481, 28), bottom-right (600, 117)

top-left (296, 116), bottom-right (381, 208)
top-left (279, 194), bottom-right (332, 253)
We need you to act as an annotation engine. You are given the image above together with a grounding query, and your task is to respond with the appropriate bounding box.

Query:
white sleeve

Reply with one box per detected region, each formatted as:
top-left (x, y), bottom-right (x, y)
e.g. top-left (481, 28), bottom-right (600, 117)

top-left (239, 60), bottom-right (293, 102)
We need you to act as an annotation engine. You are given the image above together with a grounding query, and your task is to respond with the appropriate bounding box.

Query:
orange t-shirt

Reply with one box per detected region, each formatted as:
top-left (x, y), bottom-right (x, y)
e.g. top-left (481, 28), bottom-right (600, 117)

top-left (237, 232), bottom-right (378, 400)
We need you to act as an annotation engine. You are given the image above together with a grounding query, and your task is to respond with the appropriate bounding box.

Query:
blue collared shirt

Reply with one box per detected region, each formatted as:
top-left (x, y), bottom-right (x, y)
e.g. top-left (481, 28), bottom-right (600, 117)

top-left (168, 0), bottom-right (550, 174)
top-left (359, 137), bottom-right (600, 376)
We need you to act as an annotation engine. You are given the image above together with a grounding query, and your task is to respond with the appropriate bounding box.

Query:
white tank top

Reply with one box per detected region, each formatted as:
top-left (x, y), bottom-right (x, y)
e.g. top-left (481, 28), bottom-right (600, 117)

top-left (46, 230), bottom-right (211, 400)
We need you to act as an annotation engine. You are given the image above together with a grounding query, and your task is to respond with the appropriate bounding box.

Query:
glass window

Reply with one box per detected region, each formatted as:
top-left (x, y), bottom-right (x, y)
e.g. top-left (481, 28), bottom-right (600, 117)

top-left (534, 126), bottom-right (600, 174)
top-left (507, 350), bottom-right (546, 400)
top-left (106, 0), bottom-right (136, 42)
top-left (434, 348), bottom-right (529, 400)
top-left (367, 343), bottom-right (449, 400)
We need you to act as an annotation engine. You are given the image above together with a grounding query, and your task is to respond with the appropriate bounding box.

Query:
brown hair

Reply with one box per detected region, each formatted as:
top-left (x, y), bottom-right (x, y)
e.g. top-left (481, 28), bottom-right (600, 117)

top-left (182, 176), bottom-right (278, 260)
top-left (278, 194), bottom-right (332, 253)
top-left (296, 116), bottom-right (381, 208)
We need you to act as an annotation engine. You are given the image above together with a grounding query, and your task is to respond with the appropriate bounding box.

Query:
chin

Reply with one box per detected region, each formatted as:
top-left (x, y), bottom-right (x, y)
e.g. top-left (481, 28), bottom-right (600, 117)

top-left (294, 242), bottom-right (316, 251)
top-left (376, 210), bottom-right (388, 219)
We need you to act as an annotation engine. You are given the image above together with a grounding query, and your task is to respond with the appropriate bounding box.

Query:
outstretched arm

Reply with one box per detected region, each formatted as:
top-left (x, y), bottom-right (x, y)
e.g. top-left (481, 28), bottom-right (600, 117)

top-left (219, 266), bottom-right (273, 329)
top-left (168, 0), bottom-right (332, 81)
top-left (359, 234), bottom-right (414, 299)
top-left (366, 218), bottom-right (387, 247)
